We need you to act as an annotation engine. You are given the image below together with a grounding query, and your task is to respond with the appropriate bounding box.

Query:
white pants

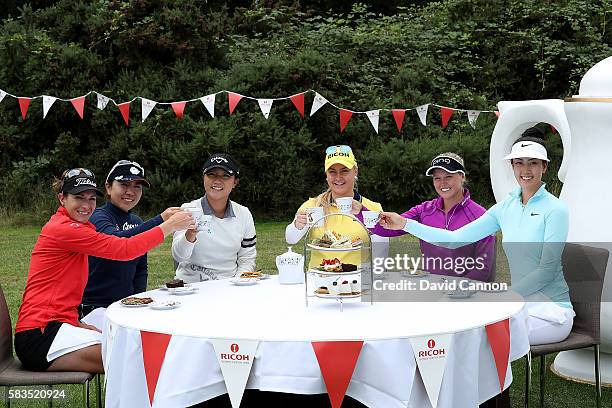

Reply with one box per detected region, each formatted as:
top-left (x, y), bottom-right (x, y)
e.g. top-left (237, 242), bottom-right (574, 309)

top-left (525, 296), bottom-right (575, 345)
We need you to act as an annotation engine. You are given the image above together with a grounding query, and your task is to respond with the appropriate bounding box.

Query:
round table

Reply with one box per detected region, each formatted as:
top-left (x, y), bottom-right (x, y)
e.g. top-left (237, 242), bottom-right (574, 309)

top-left (103, 276), bottom-right (529, 408)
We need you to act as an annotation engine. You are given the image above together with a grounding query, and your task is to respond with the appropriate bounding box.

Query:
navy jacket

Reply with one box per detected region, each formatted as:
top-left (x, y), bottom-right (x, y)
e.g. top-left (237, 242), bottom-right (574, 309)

top-left (83, 202), bottom-right (163, 307)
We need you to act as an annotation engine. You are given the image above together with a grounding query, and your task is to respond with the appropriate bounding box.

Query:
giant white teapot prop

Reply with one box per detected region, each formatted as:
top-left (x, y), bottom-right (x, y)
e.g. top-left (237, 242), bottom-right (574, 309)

top-left (490, 56), bottom-right (612, 385)
top-left (276, 246), bottom-right (305, 285)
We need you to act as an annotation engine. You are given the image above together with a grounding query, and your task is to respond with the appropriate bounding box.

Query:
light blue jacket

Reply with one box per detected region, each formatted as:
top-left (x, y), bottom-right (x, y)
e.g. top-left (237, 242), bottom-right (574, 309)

top-left (405, 183), bottom-right (571, 307)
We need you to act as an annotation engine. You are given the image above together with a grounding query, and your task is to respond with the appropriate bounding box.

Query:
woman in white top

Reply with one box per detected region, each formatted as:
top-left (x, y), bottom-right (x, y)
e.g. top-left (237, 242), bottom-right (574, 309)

top-left (172, 153), bottom-right (257, 282)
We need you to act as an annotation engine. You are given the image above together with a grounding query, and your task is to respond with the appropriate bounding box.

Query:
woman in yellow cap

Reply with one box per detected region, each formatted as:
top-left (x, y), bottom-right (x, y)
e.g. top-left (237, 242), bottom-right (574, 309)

top-left (285, 145), bottom-right (384, 270)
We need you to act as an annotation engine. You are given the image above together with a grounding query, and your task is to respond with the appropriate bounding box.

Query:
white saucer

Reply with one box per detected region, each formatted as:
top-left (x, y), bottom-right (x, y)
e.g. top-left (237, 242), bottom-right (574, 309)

top-left (230, 278), bottom-right (258, 286)
top-left (168, 286), bottom-right (197, 295)
top-left (149, 300), bottom-right (182, 310)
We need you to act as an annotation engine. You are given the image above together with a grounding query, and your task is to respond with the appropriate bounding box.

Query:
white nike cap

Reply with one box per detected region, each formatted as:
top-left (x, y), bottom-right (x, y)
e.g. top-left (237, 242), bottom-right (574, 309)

top-left (503, 141), bottom-right (549, 162)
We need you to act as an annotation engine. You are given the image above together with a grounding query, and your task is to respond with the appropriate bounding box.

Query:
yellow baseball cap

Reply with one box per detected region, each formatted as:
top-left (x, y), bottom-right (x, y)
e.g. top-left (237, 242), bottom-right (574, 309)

top-left (324, 145), bottom-right (357, 171)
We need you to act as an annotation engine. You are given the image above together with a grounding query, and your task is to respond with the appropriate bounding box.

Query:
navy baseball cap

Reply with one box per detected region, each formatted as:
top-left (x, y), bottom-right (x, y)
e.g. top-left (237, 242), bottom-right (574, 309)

top-left (202, 153), bottom-right (240, 176)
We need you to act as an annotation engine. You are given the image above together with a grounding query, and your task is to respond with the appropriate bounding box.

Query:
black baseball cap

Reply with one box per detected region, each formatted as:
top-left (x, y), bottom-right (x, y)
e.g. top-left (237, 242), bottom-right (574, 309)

top-left (202, 153), bottom-right (240, 177)
top-left (61, 168), bottom-right (104, 196)
top-left (106, 160), bottom-right (151, 187)
top-left (425, 154), bottom-right (466, 176)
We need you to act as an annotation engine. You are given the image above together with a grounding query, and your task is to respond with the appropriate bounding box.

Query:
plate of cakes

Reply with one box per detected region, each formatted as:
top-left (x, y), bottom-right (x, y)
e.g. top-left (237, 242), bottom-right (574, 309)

top-left (307, 230), bottom-right (362, 251)
top-left (239, 270), bottom-right (269, 280)
top-left (314, 279), bottom-right (362, 298)
top-left (310, 258), bottom-right (361, 276)
top-left (230, 277), bottom-right (258, 286)
top-left (121, 296), bottom-right (154, 307)
top-left (159, 278), bottom-right (197, 291)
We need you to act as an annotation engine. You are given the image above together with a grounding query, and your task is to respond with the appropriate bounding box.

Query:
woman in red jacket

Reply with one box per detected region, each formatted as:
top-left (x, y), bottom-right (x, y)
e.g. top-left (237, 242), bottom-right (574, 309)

top-left (14, 168), bottom-right (194, 373)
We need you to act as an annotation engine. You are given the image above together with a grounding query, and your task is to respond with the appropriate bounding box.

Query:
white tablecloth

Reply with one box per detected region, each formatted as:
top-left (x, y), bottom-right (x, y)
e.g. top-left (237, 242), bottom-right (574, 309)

top-left (104, 276), bottom-right (529, 408)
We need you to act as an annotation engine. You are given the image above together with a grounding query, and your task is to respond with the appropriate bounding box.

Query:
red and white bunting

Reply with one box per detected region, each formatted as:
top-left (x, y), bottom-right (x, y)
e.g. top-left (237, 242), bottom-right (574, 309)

top-left (339, 109), bottom-right (353, 133)
top-left (117, 102), bottom-right (130, 126)
top-left (485, 319), bottom-right (511, 392)
top-left (141, 98), bottom-right (157, 122)
top-left (310, 92), bottom-right (328, 116)
top-left (171, 101), bottom-right (186, 119)
top-left (71, 96), bottom-right (86, 120)
top-left (417, 104), bottom-right (429, 126)
top-left (257, 98), bottom-right (273, 119)
top-left (0, 89), bottom-right (6, 104)
top-left (42, 95), bottom-right (57, 118)
top-left (228, 92), bottom-right (243, 115)
top-left (365, 110), bottom-right (380, 133)
top-left (467, 110), bottom-right (480, 129)
top-left (200, 94), bottom-right (216, 118)
top-left (210, 339), bottom-right (259, 408)
top-left (18, 97), bottom-right (31, 120)
top-left (289, 92), bottom-right (305, 117)
top-left (440, 107), bottom-right (454, 129)
top-left (409, 334), bottom-right (454, 408)
top-left (392, 109), bottom-right (406, 133)
top-left (312, 341), bottom-right (364, 408)
top-left (140, 331), bottom-right (172, 407)
top-left (96, 93), bottom-right (110, 110)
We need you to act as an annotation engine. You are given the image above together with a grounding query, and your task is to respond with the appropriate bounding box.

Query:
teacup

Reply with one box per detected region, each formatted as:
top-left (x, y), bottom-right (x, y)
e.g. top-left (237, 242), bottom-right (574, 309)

top-left (335, 197), bottom-right (353, 214)
top-left (305, 207), bottom-right (324, 227)
top-left (362, 210), bottom-right (380, 228)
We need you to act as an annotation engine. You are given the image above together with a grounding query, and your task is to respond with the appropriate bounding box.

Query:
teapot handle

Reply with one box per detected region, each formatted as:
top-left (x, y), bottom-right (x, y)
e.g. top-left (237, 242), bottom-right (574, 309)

top-left (490, 99), bottom-right (572, 202)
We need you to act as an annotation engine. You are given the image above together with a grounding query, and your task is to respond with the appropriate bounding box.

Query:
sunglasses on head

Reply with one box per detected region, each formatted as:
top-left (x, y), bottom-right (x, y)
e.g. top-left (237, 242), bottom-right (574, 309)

top-left (325, 145), bottom-right (352, 155)
top-left (64, 168), bottom-right (95, 180)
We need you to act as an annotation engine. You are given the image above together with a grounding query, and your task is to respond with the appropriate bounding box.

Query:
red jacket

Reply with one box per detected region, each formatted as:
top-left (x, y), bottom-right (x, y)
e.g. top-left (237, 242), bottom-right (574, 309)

top-left (16, 207), bottom-right (164, 333)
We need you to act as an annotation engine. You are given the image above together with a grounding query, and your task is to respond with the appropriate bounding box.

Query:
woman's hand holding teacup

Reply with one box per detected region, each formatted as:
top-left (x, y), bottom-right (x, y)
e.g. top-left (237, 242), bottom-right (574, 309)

top-left (294, 211), bottom-right (308, 230)
top-left (160, 207), bottom-right (183, 221)
top-left (379, 212), bottom-right (408, 230)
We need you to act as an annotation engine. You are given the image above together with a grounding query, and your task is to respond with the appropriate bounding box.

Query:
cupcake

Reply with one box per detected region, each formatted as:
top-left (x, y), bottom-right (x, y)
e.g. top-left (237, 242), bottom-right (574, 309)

top-left (329, 281), bottom-right (341, 296)
top-left (350, 279), bottom-right (361, 295)
top-left (339, 280), bottom-right (352, 296)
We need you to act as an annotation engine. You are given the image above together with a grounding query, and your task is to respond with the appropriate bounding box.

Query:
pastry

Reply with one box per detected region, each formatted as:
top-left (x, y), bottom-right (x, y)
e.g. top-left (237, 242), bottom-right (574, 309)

top-left (315, 286), bottom-right (329, 295)
top-left (329, 281), bottom-right (341, 296)
top-left (341, 263), bottom-right (357, 272)
top-left (350, 279), bottom-right (361, 295)
top-left (339, 280), bottom-right (352, 295)
top-left (319, 258), bottom-right (342, 272)
top-left (165, 278), bottom-right (184, 288)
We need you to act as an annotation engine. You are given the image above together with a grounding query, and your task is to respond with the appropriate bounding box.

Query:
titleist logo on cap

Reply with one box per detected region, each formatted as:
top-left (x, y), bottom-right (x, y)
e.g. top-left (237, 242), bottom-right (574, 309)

top-left (74, 178), bottom-right (96, 187)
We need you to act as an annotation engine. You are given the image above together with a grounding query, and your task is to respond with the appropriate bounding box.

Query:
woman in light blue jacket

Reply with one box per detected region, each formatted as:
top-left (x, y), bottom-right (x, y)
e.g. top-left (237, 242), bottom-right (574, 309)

top-left (380, 128), bottom-right (574, 345)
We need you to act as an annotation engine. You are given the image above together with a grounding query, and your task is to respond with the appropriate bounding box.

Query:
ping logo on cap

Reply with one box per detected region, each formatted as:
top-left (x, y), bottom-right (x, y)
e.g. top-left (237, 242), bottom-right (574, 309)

top-left (432, 157), bottom-right (451, 165)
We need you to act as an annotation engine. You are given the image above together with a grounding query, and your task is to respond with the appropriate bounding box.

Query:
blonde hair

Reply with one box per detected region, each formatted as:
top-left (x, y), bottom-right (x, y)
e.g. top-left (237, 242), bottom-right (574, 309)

top-left (438, 152), bottom-right (465, 167)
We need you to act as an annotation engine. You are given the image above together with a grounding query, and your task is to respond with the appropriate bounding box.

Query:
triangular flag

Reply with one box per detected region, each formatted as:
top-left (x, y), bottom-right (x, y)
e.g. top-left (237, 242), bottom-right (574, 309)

top-left (365, 110), bottom-right (380, 133)
top-left (257, 98), bottom-right (273, 119)
top-left (228, 92), bottom-right (243, 115)
top-left (495, 111), bottom-right (500, 118)
top-left (339, 109), bottom-right (353, 133)
top-left (289, 92), bottom-right (305, 117)
top-left (42, 96), bottom-right (57, 119)
top-left (440, 107), bottom-right (454, 129)
top-left (171, 101), bottom-right (186, 119)
top-left (485, 319), bottom-right (511, 392)
top-left (310, 92), bottom-right (328, 116)
top-left (18, 97), bottom-right (31, 120)
top-left (140, 331), bottom-right (172, 406)
top-left (0, 89), bottom-right (6, 104)
top-left (312, 341), bottom-right (363, 408)
top-left (70, 96), bottom-right (86, 120)
top-left (392, 109), bottom-right (406, 132)
top-left (96, 93), bottom-right (110, 110)
top-left (410, 334), bottom-right (454, 408)
top-left (210, 339), bottom-right (259, 408)
top-left (117, 102), bottom-right (130, 126)
top-left (467, 110), bottom-right (480, 129)
top-left (200, 94), bottom-right (216, 118)
top-left (417, 104), bottom-right (429, 126)
top-left (141, 98), bottom-right (157, 122)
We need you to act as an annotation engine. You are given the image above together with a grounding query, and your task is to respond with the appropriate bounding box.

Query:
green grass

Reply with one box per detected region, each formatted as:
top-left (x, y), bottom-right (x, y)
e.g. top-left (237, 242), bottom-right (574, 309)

top-left (0, 223), bottom-right (610, 407)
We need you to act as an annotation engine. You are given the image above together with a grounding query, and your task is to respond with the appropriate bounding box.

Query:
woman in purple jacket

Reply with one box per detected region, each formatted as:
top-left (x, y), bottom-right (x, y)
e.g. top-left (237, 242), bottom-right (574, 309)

top-left (370, 152), bottom-right (495, 281)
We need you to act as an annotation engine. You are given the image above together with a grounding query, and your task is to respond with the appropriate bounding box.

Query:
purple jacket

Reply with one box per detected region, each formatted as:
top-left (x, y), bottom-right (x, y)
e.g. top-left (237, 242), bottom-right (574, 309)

top-left (365, 190), bottom-right (495, 281)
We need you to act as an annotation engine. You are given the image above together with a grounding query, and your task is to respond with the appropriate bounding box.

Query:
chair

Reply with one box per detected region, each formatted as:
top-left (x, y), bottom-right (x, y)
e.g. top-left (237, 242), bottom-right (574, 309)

top-left (524, 243), bottom-right (609, 408)
top-left (0, 284), bottom-right (101, 408)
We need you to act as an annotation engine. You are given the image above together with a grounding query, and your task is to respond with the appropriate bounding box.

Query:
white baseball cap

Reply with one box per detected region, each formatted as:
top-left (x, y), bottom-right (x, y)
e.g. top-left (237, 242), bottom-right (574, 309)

top-left (503, 141), bottom-right (549, 162)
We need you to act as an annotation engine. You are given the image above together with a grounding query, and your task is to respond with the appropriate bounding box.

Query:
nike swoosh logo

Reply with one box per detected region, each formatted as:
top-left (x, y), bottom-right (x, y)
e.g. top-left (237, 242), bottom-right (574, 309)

top-left (521, 143), bottom-right (532, 147)
top-left (531, 213), bottom-right (540, 216)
